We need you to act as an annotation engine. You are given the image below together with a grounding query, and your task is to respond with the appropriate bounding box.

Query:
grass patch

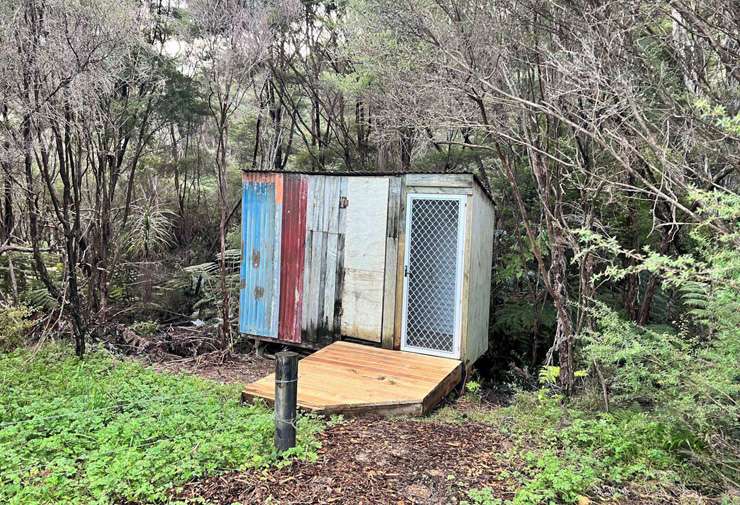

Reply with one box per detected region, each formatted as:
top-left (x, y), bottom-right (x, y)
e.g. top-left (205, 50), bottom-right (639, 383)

top-left (0, 344), bottom-right (323, 504)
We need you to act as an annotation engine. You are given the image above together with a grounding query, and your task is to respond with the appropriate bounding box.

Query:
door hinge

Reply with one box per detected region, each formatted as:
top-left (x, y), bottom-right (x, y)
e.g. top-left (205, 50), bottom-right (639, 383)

top-left (339, 196), bottom-right (349, 208)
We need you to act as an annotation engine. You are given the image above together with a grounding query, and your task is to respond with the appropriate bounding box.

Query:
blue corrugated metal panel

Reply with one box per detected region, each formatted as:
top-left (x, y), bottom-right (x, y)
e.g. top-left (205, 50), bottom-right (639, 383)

top-left (240, 173), bottom-right (282, 337)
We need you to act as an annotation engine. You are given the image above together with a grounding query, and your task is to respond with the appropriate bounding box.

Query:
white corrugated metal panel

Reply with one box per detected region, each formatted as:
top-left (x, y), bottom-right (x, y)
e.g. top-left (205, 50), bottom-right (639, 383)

top-left (341, 177), bottom-right (390, 342)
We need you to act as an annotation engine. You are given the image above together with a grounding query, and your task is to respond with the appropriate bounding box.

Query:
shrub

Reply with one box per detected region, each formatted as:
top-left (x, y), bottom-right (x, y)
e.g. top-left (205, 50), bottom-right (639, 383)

top-left (578, 190), bottom-right (739, 489)
top-left (465, 380), bottom-right (482, 395)
top-left (128, 319), bottom-right (160, 337)
top-left (501, 391), bottom-right (683, 504)
top-left (0, 304), bottom-right (33, 352)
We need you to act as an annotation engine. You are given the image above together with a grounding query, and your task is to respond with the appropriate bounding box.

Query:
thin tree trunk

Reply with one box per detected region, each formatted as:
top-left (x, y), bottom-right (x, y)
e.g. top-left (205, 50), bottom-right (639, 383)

top-left (1, 149), bottom-right (13, 242)
top-left (216, 104), bottom-right (231, 348)
top-left (23, 118), bottom-right (59, 300)
top-left (637, 229), bottom-right (672, 325)
top-left (6, 255), bottom-right (18, 302)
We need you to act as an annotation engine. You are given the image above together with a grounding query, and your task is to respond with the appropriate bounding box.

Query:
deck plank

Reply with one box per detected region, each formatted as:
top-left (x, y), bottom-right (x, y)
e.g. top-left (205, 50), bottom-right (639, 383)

top-left (242, 341), bottom-right (461, 416)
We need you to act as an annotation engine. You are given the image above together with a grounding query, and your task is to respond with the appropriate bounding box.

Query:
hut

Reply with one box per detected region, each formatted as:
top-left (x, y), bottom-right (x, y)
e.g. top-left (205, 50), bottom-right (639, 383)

top-left (239, 170), bottom-right (495, 368)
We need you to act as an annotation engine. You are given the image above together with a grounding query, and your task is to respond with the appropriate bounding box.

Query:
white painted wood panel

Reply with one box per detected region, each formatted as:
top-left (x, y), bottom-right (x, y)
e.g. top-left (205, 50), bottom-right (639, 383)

top-left (341, 177), bottom-right (390, 342)
top-left (382, 177), bottom-right (402, 348)
top-left (405, 173), bottom-right (473, 188)
top-left (465, 184), bottom-right (495, 365)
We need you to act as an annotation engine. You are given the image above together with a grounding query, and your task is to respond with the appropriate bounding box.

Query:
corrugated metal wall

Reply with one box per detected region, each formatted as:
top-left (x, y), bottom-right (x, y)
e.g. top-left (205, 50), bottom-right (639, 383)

top-left (239, 173), bottom-right (282, 338)
top-left (300, 176), bottom-right (347, 344)
top-left (278, 174), bottom-right (308, 343)
top-left (240, 172), bottom-right (389, 345)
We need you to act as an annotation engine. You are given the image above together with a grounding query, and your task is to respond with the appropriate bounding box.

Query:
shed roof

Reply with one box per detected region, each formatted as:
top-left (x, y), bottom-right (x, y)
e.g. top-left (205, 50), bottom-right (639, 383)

top-left (242, 168), bottom-right (495, 204)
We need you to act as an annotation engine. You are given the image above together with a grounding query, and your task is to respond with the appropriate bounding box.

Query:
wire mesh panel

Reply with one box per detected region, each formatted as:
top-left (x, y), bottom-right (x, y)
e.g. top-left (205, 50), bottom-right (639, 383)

top-left (403, 196), bottom-right (463, 356)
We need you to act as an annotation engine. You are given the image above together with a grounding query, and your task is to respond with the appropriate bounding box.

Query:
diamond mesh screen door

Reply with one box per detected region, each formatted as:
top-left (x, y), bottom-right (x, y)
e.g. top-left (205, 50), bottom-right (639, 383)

top-left (401, 194), bottom-right (465, 358)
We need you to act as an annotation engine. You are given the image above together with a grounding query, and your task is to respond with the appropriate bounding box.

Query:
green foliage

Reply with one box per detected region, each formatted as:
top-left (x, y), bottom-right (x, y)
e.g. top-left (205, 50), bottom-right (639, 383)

top-left (538, 367), bottom-right (587, 387)
top-left (694, 98), bottom-right (740, 135)
top-left (0, 304), bottom-right (33, 351)
top-left (490, 300), bottom-right (556, 379)
top-left (164, 247), bottom-right (241, 329)
top-left (0, 345), bottom-right (323, 504)
top-left (0, 252), bottom-right (62, 310)
top-left (580, 191), bottom-right (739, 482)
top-left (502, 392), bottom-right (683, 504)
top-left (320, 68), bottom-right (375, 95)
top-left (585, 304), bottom-right (738, 479)
top-left (465, 380), bottom-right (482, 395)
top-left (462, 487), bottom-right (502, 505)
top-left (537, 366), bottom-right (560, 386)
top-left (493, 302), bottom-right (556, 340)
top-left (126, 196), bottom-right (176, 259)
top-left (128, 320), bottom-right (160, 337)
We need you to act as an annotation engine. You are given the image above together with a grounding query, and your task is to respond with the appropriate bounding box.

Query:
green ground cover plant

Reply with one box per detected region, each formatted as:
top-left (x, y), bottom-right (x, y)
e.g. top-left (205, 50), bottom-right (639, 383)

top-left (0, 345), bottom-right (323, 504)
top-left (436, 388), bottom-right (706, 504)
top-left (500, 392), bottom-right (685, 504)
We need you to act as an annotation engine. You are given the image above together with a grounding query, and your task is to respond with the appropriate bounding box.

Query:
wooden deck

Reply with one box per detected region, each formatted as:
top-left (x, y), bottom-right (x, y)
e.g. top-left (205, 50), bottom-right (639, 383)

top-left (241, 341), bottom-right (462, 416)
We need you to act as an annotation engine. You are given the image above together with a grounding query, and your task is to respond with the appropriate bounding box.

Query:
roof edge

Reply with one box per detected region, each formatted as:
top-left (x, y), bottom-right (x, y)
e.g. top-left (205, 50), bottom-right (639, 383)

top-left (241, 168), bottom-right (494, 204)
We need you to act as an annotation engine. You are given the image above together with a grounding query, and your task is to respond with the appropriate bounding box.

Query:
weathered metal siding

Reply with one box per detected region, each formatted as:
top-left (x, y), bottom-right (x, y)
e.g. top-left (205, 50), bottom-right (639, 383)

top-left (278, 174), bottom-right (308, 343)
top-left (239, 173), bottom-right (283, 338)
top-left (301, 175), bottom-right (346, 344)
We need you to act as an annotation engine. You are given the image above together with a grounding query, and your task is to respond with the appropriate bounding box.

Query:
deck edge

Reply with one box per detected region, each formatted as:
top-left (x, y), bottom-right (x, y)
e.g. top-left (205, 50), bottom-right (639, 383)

top-left (421, 362), bottom-right (463, 414)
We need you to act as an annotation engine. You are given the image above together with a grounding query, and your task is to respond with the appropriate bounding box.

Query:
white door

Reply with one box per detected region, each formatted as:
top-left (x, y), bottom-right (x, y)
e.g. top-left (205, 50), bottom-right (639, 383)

top-left (401, 194), bottom-right (466, 359)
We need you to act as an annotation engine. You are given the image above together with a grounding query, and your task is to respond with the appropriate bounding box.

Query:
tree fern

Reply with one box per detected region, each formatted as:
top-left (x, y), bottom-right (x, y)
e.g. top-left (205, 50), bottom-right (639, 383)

top-left (679, 280), bottom-right (710, 324)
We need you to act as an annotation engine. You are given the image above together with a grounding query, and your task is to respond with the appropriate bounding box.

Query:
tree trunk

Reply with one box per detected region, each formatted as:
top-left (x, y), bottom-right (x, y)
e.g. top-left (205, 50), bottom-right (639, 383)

top-left (550, 233), bottom-right (574, 393)
top-left (1, 148), bottom-right (13, 242)
top-left (399, 127), bottom-right (412, 171)
top-left (623, 199), bottom-right (640, 321)
top-left (23, 118), bottom-right (59, 301)
top-left (217, 106), bottom-right (231, 349)
top-left (65, 231), bottom-right (86, 357)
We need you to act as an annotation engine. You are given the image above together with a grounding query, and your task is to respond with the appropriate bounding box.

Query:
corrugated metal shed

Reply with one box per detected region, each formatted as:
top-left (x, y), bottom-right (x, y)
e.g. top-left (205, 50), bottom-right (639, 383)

top-left (239, 170), bottom-right (495, 366)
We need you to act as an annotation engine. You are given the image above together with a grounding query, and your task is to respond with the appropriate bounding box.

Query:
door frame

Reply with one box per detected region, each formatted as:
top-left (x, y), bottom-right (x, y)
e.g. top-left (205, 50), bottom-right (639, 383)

top-left (400, 193), bottom-right (466, 359)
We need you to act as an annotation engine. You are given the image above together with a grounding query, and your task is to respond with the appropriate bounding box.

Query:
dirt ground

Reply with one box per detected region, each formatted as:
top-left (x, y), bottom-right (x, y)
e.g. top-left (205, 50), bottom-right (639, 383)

top-left (173, 416), bottom-right (521, 504)
top-left (151, 347), bottom-right (522, 504)
top-left (150, 350), bottom-right (274, 384)
top-left (156, 349), bottom-right (694, 505)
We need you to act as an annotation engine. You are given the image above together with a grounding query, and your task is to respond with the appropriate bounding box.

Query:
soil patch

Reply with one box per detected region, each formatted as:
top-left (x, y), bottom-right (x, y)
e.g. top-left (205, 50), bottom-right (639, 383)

top-left (150, 350), bottom-right (274, 384)
top-left (173, 417), bottom-right (521, 504)
top-left (106, 324), bottom-right (275, 384)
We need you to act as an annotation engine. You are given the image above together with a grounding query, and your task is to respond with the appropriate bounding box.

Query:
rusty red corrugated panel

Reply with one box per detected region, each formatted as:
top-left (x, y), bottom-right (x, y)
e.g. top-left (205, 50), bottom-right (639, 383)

top-left (278, 174), bottom-right (308, 342)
